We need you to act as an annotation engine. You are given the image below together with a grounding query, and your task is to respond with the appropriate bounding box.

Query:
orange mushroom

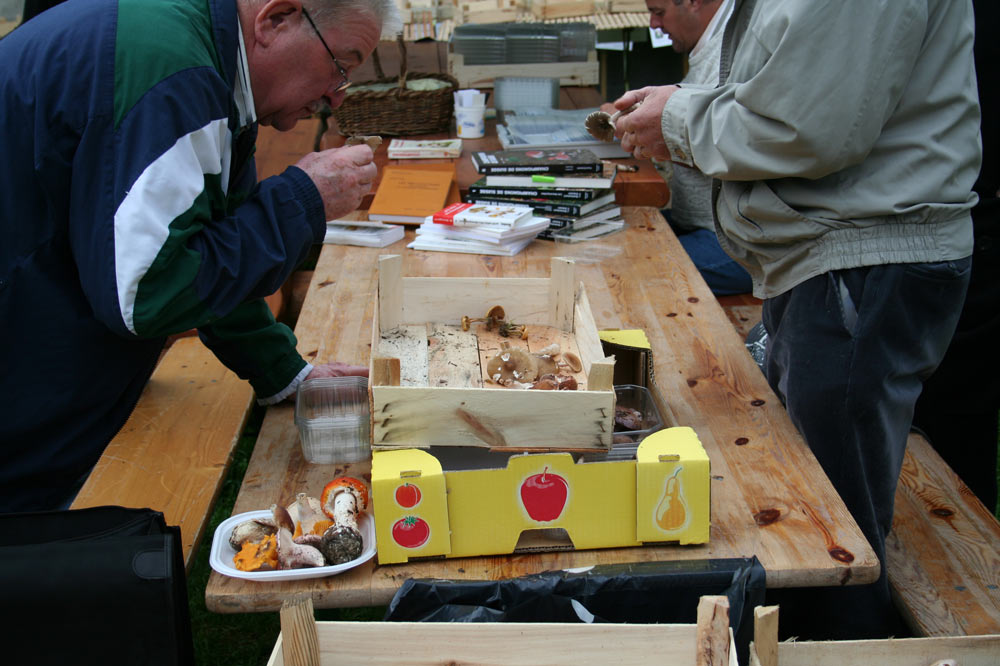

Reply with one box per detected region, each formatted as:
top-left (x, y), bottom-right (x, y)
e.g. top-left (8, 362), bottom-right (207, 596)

top-left (320, 476), bottom-right (369, 520)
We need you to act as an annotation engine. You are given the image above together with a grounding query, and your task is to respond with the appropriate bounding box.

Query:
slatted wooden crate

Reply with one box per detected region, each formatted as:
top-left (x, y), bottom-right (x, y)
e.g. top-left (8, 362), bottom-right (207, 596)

top-left (269, 596), bottom-right (739, 666)
top-left (369, 255), bottom-right (615, 451)
top-left (749, 605), bottom-right (1000, 666)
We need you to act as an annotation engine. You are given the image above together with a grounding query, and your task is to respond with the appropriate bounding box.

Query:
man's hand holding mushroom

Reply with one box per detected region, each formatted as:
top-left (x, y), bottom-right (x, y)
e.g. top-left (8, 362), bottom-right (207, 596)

top-left (613, 85), bottom-right (678, 161)
top-left (295, 143), bottom-right (378, 221)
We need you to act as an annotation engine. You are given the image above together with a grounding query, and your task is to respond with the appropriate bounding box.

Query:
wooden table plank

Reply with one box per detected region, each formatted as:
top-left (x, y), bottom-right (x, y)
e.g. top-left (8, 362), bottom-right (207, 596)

top-left (205, 208), bottom-right (878, 613)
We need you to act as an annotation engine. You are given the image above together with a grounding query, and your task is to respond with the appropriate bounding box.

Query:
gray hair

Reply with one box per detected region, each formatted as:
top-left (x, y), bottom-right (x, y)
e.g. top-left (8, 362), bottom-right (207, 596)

top-left (306, 0), bottom-right (403, 37)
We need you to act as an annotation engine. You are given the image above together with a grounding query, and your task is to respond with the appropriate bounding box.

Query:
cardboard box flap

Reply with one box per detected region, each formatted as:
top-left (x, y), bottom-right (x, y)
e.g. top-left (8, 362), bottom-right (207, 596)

top-left (635, 428), bottom-right (711, 545)
top-left (600, 328), bottom-right (655, 388)
top-left (372, 449), bottom-right (452, 561)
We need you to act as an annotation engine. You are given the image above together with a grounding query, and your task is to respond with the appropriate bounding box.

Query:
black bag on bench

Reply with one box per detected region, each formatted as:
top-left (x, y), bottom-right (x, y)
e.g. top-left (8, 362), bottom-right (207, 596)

top-left (0, 506), bottom-right (194, 665)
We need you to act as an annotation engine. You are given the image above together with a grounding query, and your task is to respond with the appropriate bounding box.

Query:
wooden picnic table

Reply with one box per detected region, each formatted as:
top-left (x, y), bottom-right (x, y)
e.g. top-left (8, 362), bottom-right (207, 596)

top-left (205, 207), bottom-right (879, 614)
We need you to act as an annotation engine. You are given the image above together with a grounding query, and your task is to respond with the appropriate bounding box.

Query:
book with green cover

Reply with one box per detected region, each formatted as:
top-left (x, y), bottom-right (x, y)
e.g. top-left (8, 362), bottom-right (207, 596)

top-left (484, 173), bottom-right (615, 189)
top-left (467, 177), bottom-right (602, 201)
top-left (467, 191), bottom-right (616, 217)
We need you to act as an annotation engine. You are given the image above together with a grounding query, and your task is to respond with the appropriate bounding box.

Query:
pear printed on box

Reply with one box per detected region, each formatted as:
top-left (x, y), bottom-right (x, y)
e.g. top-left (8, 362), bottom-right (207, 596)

top-left (655, 467), bottom-right (689, 533)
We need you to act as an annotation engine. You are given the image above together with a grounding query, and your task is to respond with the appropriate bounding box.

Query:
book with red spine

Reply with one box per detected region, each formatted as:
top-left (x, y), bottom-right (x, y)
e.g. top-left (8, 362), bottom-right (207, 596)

top-left (431, 202), bottom-right (533, 228)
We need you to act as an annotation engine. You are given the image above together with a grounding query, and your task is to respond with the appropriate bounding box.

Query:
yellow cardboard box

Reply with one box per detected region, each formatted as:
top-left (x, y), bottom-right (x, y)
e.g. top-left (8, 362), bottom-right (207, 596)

top-left (372, 426), bottom-right (710, 564)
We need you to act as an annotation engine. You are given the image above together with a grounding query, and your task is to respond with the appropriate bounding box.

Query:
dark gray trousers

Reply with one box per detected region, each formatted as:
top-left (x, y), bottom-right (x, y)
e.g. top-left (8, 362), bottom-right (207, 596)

top-left (762, 258), bottom-right (971, 640)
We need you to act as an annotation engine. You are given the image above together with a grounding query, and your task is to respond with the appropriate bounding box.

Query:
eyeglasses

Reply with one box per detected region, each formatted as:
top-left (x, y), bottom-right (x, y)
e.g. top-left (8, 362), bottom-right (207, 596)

top-left (302, 8), bottom-right (351, 93)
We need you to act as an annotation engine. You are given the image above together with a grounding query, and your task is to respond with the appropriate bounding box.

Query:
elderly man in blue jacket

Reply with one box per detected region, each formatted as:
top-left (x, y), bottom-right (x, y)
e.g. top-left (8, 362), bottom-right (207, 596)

top-left (0, 0), bottom-right (401, 512)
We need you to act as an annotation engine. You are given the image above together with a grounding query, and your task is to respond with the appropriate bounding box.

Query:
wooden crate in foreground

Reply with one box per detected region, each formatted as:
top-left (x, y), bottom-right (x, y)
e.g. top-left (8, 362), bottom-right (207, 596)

top-left (269, 595), bottom-right (738, 666)
top-left (749, 605), bottom-right (1000, 666)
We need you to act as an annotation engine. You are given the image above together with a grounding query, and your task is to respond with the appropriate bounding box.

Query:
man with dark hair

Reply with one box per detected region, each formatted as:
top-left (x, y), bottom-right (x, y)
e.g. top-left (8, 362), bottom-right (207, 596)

top-left (646, 0), bottom-right (752, 295)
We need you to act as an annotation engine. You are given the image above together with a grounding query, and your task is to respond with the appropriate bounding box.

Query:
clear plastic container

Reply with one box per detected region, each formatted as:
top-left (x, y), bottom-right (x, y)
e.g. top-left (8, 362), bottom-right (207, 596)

top-left (451, 24), bottom-right (507, 65)
top-left (557, 22), bottom-right (596, 62)
top-left (613, 384), bottom-right (664, 444)
top-left (493, 77), bottom-right (560, 112)
top-left (581, 384), bottom-right (664, 462)
top-left (294, 376), bottom-right (370, 464)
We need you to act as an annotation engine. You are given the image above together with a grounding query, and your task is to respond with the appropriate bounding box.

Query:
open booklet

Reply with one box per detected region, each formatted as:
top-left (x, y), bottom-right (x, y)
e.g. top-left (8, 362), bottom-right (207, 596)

top-left (324, 222), bottom-right (405, 247)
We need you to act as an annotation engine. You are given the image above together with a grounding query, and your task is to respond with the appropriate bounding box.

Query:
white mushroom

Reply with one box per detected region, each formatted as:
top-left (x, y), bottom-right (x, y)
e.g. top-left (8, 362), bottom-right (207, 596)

top-left (272, 504), bottom-right (325, 569)
top-left (286, 493), bottom-right (326, 536)
top-left (319, 480), bottom-right (368, 564)
top-left (228, 516), bottom-right (277, 551)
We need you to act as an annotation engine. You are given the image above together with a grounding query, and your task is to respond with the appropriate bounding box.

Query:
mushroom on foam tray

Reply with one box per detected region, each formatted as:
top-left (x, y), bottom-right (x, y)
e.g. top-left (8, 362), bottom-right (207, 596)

top-left (319, 476), bottom-right (370, 564)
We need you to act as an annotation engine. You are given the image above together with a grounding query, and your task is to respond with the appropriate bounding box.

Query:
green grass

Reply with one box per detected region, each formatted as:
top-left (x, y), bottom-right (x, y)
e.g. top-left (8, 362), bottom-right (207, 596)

top-left (186, 404), bottom-right (385, 665)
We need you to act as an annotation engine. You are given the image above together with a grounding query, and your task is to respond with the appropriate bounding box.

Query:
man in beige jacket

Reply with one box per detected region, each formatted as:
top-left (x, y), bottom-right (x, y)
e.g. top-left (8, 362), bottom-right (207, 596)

top-left (617, 0), bottom-right (978, 640)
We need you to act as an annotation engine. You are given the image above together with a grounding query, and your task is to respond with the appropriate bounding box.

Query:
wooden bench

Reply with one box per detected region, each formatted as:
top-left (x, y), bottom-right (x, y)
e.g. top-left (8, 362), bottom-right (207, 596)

top-left (70, 335), bottom-right (255, 570)
top-left (887, 431), bottom-right (1000, 636)
top-left (712, 299), bottom-right (1000, 637)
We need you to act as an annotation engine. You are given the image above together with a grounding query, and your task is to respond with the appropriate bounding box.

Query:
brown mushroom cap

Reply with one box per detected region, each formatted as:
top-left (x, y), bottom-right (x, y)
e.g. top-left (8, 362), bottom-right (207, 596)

top-left (562, 352), bottom-right (583, 373)
top-left (532, 375), bottom-right (559, 390)
top-left (557, 375), bottom-right (578, 391)
top-left (486, 305), bottom-right (505, 322)
top-left (486, 347), bottom-right (539, 385)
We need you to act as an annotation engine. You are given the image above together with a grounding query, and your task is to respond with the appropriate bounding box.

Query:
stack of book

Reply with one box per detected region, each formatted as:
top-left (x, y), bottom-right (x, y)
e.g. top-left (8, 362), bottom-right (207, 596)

top-left (408, 202), bottom-right (549, 256)
top-left (466, 148), bottom-right (622, 240)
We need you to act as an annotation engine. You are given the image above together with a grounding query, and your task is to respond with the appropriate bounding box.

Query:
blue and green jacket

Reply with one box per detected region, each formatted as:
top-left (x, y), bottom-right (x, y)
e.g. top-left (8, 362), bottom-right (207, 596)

top-left (0, 0), bottom-right (326, 511)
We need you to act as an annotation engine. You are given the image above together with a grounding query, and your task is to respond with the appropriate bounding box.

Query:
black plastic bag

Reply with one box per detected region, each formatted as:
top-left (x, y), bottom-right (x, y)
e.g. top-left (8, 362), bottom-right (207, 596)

top-left (0, 506), bottom-right (194, 665)
top-left (386, 557), bottom-right (765, 663)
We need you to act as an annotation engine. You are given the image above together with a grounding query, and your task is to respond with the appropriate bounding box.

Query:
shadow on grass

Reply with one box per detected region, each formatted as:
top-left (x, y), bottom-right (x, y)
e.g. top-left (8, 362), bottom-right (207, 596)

top-left (186, 404), bottom-right (385, 665)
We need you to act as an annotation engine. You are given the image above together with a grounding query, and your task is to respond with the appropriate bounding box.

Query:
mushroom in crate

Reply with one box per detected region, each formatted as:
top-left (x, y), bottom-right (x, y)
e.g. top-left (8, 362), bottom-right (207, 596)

top-left (370, 255), bottom-right (616, 451)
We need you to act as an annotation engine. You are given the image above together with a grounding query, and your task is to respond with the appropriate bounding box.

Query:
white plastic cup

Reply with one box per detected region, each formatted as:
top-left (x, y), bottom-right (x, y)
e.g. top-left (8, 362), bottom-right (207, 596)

top-left (455, 105), bottom-right (486, 138)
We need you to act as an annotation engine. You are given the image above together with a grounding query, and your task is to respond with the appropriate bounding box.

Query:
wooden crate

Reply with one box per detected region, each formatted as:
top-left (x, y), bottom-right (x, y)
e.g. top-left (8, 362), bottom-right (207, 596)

top-left (531, 1), bottom-right (596, 20)
top-left (370, 255), bottom-right (615, 451)
top-left (269, 596), bottom-right (739, 666)
top-left (447, 50), bottom-right (599, 89)
top-left (749, 605), bottom-right (1000, 666)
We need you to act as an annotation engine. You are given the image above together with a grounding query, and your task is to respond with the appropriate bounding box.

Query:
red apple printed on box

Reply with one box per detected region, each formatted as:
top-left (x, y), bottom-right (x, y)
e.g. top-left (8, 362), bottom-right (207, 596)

top-left (394, 482), bottom-right (421, 509)
top-left (391, 515), bottom-right (430, 549)
top-left (519, 466), bottom-right (569, 522)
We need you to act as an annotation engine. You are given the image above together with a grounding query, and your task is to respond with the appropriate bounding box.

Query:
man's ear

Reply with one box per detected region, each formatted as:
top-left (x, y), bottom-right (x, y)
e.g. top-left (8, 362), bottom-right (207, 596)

top-left (254, 0), bottom-right (304, 47)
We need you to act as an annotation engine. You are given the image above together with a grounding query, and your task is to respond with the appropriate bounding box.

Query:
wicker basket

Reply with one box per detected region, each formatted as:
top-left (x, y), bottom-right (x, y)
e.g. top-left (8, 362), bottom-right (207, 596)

top-left (331, 36), bottom-right (458, 136)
